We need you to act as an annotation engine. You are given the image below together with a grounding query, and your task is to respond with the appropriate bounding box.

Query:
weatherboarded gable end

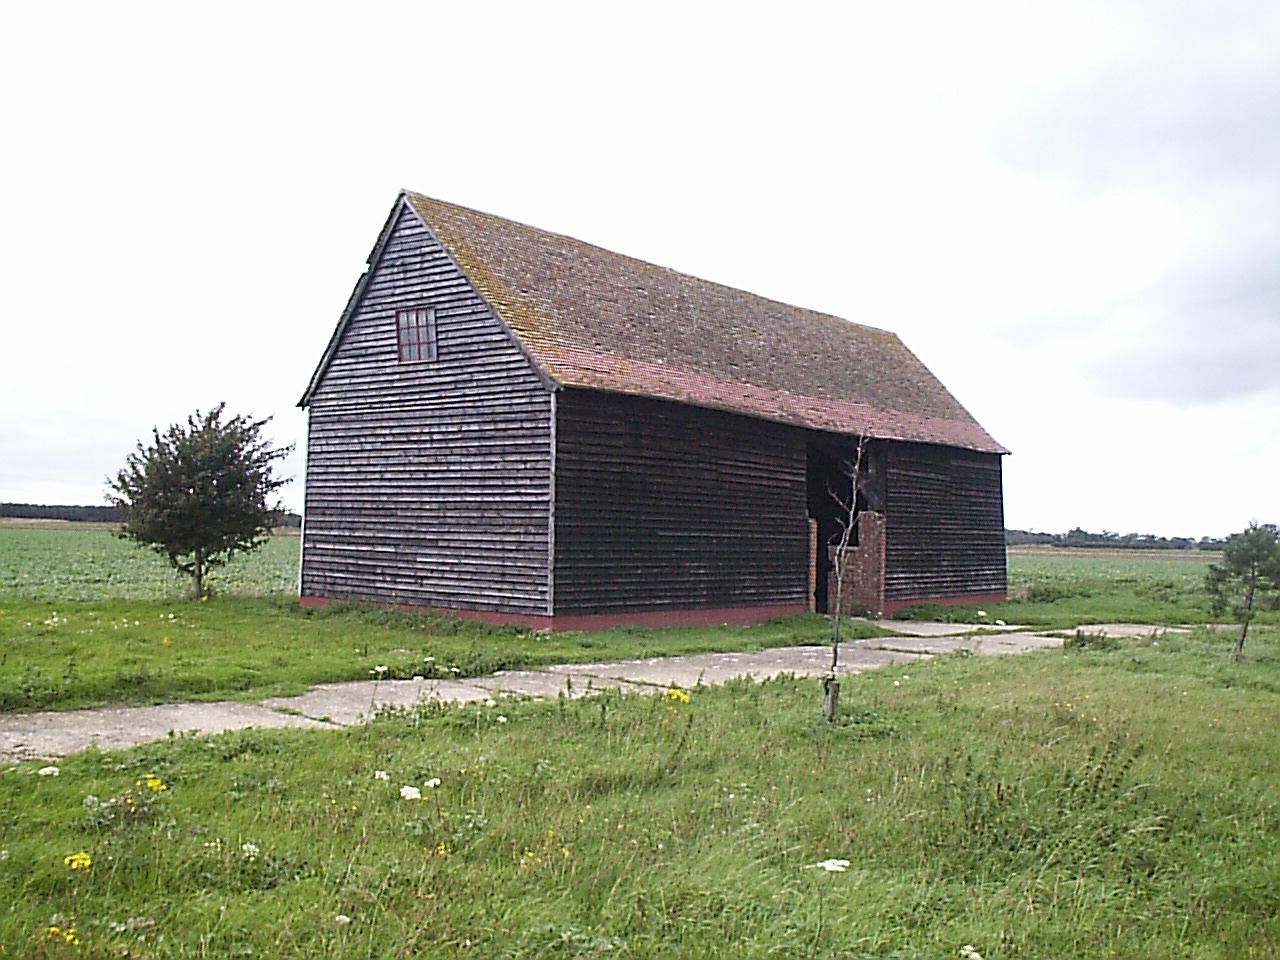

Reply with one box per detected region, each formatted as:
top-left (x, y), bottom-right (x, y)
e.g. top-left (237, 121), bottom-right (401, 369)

top-left (300, 199), bottom-right (555, 614)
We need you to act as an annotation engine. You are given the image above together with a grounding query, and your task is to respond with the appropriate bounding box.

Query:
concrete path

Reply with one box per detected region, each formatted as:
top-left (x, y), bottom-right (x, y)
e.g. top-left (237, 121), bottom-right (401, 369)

top-left (0, 622), bottom-right (1176, 764)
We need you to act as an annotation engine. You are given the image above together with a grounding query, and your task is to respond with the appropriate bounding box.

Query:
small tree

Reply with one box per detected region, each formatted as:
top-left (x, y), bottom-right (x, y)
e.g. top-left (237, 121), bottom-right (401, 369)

top-left (1206, 522), bottom-right (1280, 662)
top-left (108, 405), bottom-right (293, 599)
top-left (823, 436), bottom-right (870, 722)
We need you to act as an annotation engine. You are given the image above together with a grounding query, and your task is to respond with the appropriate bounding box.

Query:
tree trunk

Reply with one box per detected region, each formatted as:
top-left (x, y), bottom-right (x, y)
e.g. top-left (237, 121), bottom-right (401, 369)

top-left (1232, 583), bottom-right (1254, 662)
top-left (192, 547), bottom-right (204, 600)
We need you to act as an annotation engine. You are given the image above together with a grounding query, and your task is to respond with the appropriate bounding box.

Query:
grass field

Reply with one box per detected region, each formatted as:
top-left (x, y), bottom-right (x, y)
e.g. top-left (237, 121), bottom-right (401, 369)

top-left (1, 629), bottom-right (1276, 958)
top-left (1, 525), bottom-right (1278, 956)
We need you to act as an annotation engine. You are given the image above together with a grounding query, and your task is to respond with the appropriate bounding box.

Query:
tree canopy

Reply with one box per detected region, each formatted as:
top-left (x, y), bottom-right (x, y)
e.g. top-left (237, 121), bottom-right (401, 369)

top-left (1206, 522), bottom-right (1280, 661)
top-left (108, 405), bottom-right (292, 598)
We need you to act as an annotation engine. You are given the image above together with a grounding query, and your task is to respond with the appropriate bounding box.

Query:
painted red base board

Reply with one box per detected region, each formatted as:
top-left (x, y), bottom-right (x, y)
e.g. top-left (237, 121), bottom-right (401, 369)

top-left (881, 592), bottom-right (1008, 617)
top-left (299, 596), bottom-right (809, 632)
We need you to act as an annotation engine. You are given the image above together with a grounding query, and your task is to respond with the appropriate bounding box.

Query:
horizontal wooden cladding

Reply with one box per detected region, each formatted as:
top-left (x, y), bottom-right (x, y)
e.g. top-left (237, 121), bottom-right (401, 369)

top-left (553, 389), bottom-right (810, 614)
top-left (303, 202), bottom-right (553, 615)
top-left (883, 442), bottom-right (1007, 604)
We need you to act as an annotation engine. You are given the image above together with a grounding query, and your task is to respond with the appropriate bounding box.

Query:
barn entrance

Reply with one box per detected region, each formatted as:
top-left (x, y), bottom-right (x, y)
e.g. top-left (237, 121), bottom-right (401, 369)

top-left (805, 438), bottom-right (885, 615)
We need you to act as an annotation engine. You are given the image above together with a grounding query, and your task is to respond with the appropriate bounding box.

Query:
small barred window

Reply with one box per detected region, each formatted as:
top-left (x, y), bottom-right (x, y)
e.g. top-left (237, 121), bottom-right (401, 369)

top-left (397, 307), bottom-right (438, 362)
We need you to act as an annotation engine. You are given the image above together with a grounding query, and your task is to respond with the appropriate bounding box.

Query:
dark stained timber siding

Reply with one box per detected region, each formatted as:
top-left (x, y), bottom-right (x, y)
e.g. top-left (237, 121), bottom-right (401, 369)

top-left (554, 390), bottom-right (809, 614)
top-left (883, 443), bottom-right (1007, 603)
top-left (303, 202), bottom-right (553, 614)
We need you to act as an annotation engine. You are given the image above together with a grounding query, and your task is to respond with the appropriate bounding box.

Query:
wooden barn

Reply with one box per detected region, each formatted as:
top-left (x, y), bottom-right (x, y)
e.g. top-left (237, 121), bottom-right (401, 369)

top-left (298, 191), bottom-right (1008, 629)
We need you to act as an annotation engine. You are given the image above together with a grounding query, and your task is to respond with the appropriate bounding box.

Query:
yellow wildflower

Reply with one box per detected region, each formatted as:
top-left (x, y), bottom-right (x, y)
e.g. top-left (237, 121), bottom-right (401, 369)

top-left (663, 688), bottom-right (691, 704)
top-left (64, 851), bottom-right (92, 870)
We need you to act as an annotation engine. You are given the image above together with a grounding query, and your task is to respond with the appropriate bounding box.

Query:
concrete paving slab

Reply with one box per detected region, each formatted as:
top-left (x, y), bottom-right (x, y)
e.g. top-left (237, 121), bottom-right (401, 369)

top-left (262, 679), bottom-right (494, 725)
top-left (474, 671), bottom-right (665, 699)
top-left (871, 620), bottom-right (1028, 637)
top-left (870, 632), bottom-right (1064, 656)
top-left (546, 644), bottom-right (929, 688)
top-left (0, 702), bottom-right (334, 764)
top-left (1066, 623), bottom-right (1188, 637)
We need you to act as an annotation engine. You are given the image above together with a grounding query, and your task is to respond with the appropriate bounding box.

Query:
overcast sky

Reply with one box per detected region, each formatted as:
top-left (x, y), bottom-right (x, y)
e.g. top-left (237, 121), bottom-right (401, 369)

top-left (1, 2), bottom-right (1275, 538)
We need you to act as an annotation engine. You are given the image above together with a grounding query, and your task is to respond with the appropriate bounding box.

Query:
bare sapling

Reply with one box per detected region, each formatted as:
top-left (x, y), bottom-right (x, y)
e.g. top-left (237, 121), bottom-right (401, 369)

top-left (824, 436), bottom-right (870, 722)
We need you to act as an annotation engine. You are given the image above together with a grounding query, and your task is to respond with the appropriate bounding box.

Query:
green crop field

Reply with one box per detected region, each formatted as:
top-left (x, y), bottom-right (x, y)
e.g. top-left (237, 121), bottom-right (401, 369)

top-left (0, 522), bottom-right (299, 602)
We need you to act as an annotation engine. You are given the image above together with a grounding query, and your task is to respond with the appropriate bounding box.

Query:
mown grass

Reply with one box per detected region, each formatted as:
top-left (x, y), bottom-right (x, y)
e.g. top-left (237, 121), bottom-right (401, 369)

top-left (0, 599), bottom-right (870, 713)
top-left (2, 627), bottom-right (1276, 958)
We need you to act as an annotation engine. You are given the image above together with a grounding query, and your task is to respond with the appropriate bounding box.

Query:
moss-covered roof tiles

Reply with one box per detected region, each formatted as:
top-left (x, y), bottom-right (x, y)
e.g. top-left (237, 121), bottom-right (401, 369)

top-left (376, 192), bottom-right (1005, 452)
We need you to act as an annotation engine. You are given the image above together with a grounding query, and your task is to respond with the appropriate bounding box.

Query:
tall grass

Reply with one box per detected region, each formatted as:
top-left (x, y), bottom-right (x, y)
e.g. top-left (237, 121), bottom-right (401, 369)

top-left (2, 627), bottom-right (1276, 957)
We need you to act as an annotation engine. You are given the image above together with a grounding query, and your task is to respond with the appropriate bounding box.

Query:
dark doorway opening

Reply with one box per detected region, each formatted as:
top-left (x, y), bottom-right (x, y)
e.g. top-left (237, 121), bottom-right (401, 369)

top-left (805, 437), bottom-right (885, 614)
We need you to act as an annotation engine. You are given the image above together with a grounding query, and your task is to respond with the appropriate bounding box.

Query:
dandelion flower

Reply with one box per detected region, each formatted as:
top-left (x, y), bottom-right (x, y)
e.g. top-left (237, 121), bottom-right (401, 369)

top-left (424, 778), bottom-right (441, 789)
top-left (374, 770), bottom-right (389, 781)
top-left (810, 858), bottom-right (850, 872)
top-left (37, 766), bottom-right (59, 776)
top-left (64, 851), bottom-right (92, 870)
top-left (400, 785), bottom-right (422, 801)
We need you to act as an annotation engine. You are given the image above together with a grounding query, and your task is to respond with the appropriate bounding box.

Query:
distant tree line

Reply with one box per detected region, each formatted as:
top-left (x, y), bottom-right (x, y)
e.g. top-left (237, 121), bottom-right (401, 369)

top-left (1, 503), bottom-right (301, 528)
top-left (1005, 527), bottom-right (1226, 550)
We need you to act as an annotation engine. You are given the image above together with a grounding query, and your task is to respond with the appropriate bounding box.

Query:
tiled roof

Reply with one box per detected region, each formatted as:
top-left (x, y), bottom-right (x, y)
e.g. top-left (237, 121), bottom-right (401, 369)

top-left (404, 192), bottom-right (1006, 453)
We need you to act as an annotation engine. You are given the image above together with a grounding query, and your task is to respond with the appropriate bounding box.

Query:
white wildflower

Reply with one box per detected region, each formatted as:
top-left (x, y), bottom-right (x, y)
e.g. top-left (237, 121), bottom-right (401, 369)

top-left (240, 842), bottom-right (260, 861)
top-left (37, 766), bottom-right (59, 776)
top-left (424, 778), bottom-right (441, 789)
top-left (335, 914), bottom-right (352, 925)
top-left (497, 715), bottom-right (508, 723)
top-left (374, 770), bottom-right (389, 781)
top-left (976, 610), bottom-right (987, 618)
top-left (810, 858), bottom-right (850, 872)
top-left (400, 785), bottom-right (422, 800)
